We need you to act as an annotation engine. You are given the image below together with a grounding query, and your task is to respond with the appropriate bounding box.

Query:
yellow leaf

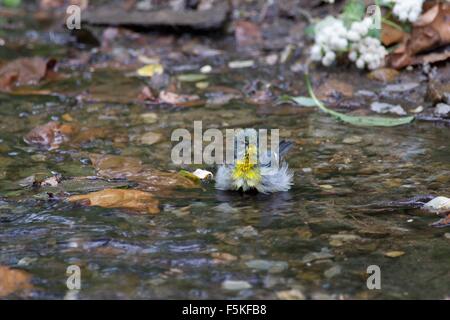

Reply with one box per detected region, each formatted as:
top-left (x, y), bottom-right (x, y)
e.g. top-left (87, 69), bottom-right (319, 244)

top-left (384, 251), bottom-right (405, 258)
top-left (69, 189), bottom-right (160, 214)
top-left (136, 64), bottom-right (164, 77)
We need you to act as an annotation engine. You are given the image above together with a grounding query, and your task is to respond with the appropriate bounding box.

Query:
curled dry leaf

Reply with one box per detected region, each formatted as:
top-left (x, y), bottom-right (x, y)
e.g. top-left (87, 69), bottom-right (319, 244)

top-left (23, 121), bottom-right (72, 150)
top-left (0, 57), bottom-right (56, 90)
top-left (0, 266), bottom-right (33, 298)
top-left (69, 188), bottom-right (160, 214)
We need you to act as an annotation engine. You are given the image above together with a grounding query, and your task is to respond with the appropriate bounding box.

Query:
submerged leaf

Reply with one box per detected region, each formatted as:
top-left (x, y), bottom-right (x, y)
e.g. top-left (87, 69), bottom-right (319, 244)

top-left (88, 154), bottom-right (199, 192)
top-left (0, 266), bottom-right (33, 298)
top-left (69, 189), bottom-right (160, 214)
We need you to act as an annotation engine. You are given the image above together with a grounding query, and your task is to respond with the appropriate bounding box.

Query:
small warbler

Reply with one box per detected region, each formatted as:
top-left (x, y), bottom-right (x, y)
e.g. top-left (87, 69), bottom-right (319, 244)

top-left (215, 129), bottom-right (294, 193)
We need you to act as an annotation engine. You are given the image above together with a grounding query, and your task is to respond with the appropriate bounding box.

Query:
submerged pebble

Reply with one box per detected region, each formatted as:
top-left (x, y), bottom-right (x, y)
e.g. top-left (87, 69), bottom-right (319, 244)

top-left (221, 280), bottom-right (252, 291)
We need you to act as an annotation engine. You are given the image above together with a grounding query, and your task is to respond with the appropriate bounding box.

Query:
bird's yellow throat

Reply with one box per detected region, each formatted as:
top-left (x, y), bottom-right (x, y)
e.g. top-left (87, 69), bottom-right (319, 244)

top-left (232, 145), bottom-right (261, 186)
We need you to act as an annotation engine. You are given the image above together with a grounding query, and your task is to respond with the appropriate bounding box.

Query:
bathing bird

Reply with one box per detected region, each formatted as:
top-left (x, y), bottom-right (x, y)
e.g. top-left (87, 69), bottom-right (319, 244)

top-left (215, 129), bottom-right (293, 193)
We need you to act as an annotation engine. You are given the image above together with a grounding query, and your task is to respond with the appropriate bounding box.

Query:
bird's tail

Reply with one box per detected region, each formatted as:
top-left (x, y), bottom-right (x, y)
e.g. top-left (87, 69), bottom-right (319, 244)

top-left (279, 140), bottom-right (293, 158)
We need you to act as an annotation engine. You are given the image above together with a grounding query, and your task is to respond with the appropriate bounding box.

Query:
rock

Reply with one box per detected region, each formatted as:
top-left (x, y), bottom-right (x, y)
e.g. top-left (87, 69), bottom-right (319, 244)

top-left (302, 249), bottom-right (334, 264)
top-left (444, 233), bottom-right (450, 239)
top-left (371, 102), bottom-right (407, 116)
top-left (84, 1), bottom-right (230, 30)
top-left (384, 82), bottom-right (419, 92)
top-left (233, 225), bottom-right (258, 238)
top-left (316, 79), bottom-right (354, 101)
top-left (228, 60), bottom-right (255, 69)
top-left (330, 234), bottom-right (361, 242)
top-left (276, 289), bottom-right (305, 300)
top-left (367, 68), bottom-right (399, 82)
top-left (140, 112), bottom-right (158, 124)
top-left (384, 251), bottom-right (405, 258)
top-left (221, 280), bottom-right (252, 291)
top-left (434, 103), bottom-right (450, 116)
top-left (138, 132), bottom-right (162, 145)
top-left (342, 136), bottom-right (362, 144)
top-left (245, 260), bottom-right (288, 273)
top-left (211, 252), bottom-right (238, 262)
top-left (324, 265), bottom-right (342, 279)
top-left (214, 203), bottom-right (238, 214)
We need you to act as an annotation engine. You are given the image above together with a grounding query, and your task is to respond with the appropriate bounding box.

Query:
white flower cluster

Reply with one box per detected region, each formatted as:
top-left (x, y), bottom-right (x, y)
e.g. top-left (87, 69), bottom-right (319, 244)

top-left (382, 0), bottom-right (424, 22)
top-left (310, 16), bottom-right (387, 70)
top-left (310, 17), bottom-right (348, 66)
top-left (347, 17), bottom-right (373, 42)
top-left (348, 37), bottom-right (388, 70)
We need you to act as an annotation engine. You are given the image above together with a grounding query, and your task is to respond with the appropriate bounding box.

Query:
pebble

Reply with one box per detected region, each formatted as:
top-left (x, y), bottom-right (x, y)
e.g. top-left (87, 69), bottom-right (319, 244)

top-left (342, 136), bottom-right (362, 144)
top-left (324, 265), bottom-right (342, 279)
top-left (214, 203), bottom-right (238, 214)
top-left (330, 234), bottom-right (361, 242)
top-left (138, 132), bottom-right (162, 145)
top-left (221, 280), bottom-right (252, 291)
top-left (276, 289), bottom-right (305, 300)
top-left (233, 225), bottom-right (258, 238)
top-left (245, 260), bottom-right (288, 273)
top-left (302, 249), bottom-right (334, 264)
top-left (200, 65), bottom-right (212, 73)
top-left (140, 112), bottom-right (158, 124)
top-left (371, 102), bottom-right (407, 116)
top-left (228, 60), bottom-right (254, 69)
top-left (384, 82), bottom-right (419, 92)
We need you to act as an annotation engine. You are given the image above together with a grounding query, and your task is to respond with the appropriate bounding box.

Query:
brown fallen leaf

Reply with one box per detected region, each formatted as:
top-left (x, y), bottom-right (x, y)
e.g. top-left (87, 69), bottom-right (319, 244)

top-left (88, 153), bottom-right (143, 178)
top-left (381, 23), bottom-right (406, 46)
top-left (388, 3), bottom-right (450, 69)
top-left (0, 266), bottom-right (33, 298)
top-left (0, 57), bottom-right (56, 90)
top-left (23, 121), bottom-right (70, 150)
top-left (68, 188), bottom-right (160, 214)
